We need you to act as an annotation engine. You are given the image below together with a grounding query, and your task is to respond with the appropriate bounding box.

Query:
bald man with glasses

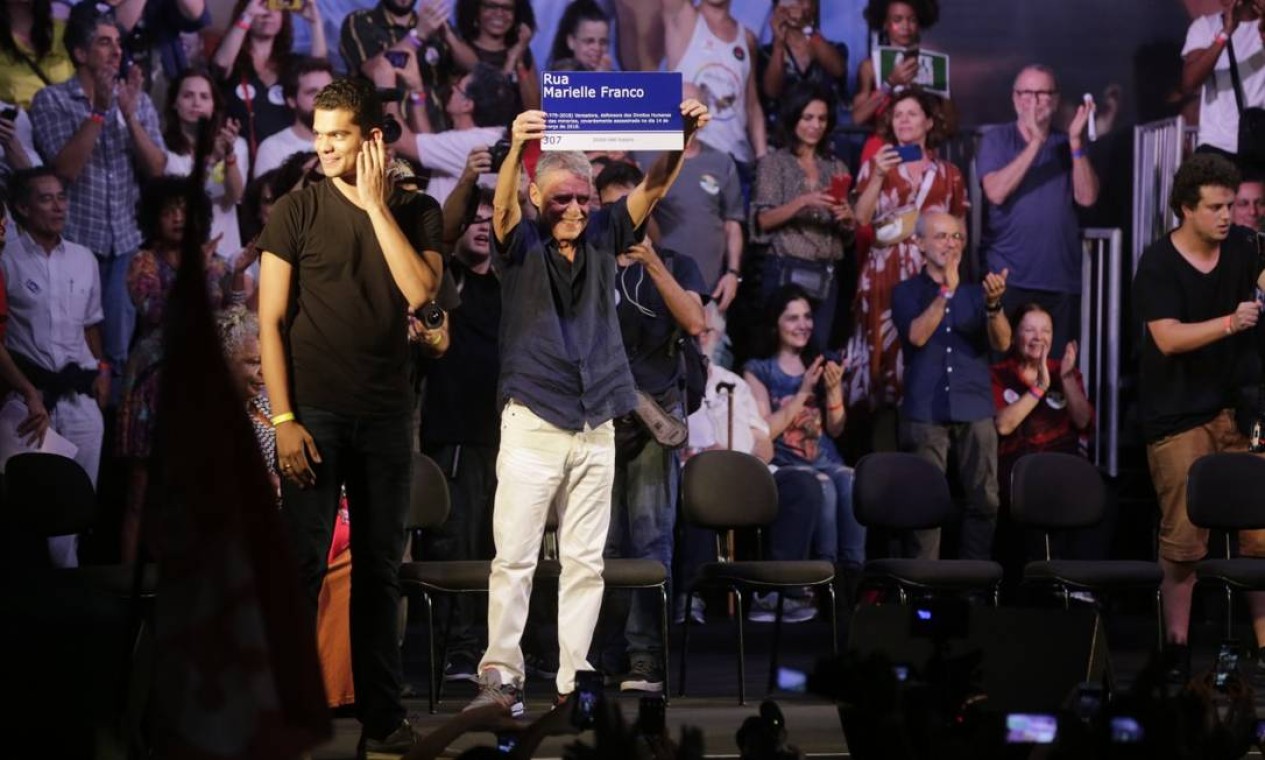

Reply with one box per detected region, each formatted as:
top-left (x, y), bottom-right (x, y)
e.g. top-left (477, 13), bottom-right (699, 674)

top-left (977, 64), bottom-right (1098, 355)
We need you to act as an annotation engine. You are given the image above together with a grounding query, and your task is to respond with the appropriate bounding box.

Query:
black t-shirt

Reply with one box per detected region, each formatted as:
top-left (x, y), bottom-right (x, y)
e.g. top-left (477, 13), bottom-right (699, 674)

top-left (1133, 228), bottom-right (1264, 442)
top-left (421, 260), bottom-right (502, 446)
top-left (259, 180), bottom-right (443, 416)
top-left (616, 250), bottom-right (706, 398)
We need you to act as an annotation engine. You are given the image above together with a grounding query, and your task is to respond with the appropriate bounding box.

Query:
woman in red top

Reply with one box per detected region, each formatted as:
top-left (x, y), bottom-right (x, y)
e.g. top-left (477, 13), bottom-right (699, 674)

top-left (991, 304), bottom-right (1098, 570)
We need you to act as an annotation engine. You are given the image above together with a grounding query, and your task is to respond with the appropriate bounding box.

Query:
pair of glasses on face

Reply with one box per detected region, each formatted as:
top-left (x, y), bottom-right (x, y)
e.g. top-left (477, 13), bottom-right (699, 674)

top-left (930, 232), bottom-right (965, 242)
top-left (1014, 89), bottom-right (1058, 101)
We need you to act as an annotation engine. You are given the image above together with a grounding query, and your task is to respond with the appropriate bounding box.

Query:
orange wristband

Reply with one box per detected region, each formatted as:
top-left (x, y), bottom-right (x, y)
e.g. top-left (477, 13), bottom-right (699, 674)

top-left (1226, 315), bottom-right (1235, 335)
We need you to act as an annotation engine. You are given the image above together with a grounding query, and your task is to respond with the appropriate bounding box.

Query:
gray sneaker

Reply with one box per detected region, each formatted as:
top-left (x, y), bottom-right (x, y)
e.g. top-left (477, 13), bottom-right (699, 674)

top-left (620, 656), bottom-right (664, 693)
top-left (464, 668), bottom-right (525, 718)
top-left (356, 719), bottom-right (416, 760)
top-left (748, 592), bottom-right (817, 623)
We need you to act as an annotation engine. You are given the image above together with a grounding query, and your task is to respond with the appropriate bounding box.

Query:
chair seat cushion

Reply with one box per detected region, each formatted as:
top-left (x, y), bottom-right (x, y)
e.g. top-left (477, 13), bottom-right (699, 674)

top-left (1024, 560), bottom-right (1162, 589)
top-left (1196, 558), bottom-right (1265, 588)
top-left (695, 560), bottom-right (835, 587)
top-left (602, 558), bottom-right (667, 587)
top-left (864, 559), bottom-right (1003, 589)
top-left (400, 560), bottom-right (493, 591)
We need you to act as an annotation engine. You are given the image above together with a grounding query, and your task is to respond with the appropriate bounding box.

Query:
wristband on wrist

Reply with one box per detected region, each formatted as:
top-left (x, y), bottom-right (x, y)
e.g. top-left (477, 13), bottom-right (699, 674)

top-left (271, 412), bottom-right (296, 427)
top-left (1028, 385), bottom-right (1046, 400)
top-left (986, 300), bottom-right (1003, 314)
top-left (1216, 30), bottom-right (1230, 45)
top-left (408, 90), bottom-right (426, 105)
top-left (939, 286), bottom-right (955, 300)
top-left (224, 153), bottom-right (238, 165)
top-left (1226, 315), bottom-right (1236, 335)
top-left (88, 110), bottom-right (106, 125)
top-left (98, 360), bottom-right (111, 372)
top-left (1071, 146), bottom-right (1087, 160)
top-left (827, 402), bottom-right (843, 412)
top-left (408, 28), bottom-right (424, 49)
top-left (235, 14), bottom-right (252, 30)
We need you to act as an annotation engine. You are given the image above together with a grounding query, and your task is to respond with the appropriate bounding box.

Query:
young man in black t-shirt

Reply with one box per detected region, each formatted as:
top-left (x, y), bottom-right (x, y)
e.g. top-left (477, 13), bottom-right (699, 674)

top-left (257, 78), bottom-right (442, 756)
top-left (1134, 153), bottom-right (1265, 676)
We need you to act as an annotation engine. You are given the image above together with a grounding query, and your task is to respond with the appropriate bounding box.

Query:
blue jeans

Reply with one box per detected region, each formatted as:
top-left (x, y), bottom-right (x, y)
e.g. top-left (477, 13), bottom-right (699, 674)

top-left (97, 251), bottom-right (136, 387)
top-left (606, 438), bottom-right (679, 658)
top-left (780, 463), bottom-right (865, 566)
top-left (280, 405), bottom-right (412, 739)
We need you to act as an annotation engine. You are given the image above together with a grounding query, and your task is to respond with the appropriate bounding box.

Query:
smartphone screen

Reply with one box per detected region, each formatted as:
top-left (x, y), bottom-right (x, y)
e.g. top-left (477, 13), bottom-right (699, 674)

top-left (496, 732), bottom-right (518, 753)
top-left (1215, 641), bottom-right (1240, 689)
top-left (1005, 714), bottom-right (1058, 744)
top-left (1110, 716), bottom-right (1143, 743)
top-left (572, 670), bottom-right (602, 729)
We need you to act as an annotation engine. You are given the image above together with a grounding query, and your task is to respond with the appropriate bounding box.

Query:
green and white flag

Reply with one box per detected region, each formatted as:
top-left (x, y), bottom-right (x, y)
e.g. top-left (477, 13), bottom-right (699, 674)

top-left (873, 46), bottom-right (950, 98)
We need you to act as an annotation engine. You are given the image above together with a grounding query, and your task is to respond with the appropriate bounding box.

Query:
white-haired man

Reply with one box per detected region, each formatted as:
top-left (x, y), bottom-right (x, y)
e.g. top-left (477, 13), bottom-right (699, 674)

top-left (468, 99), bottom-right (710, 713)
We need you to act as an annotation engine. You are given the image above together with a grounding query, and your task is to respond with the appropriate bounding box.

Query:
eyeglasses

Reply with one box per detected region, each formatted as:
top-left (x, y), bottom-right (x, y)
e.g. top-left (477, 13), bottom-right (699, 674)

top-left (480, 1), bottom-right (515, 14)
top-left (1014, 89), bottom-right (1058, 101)
top-left (550, 193), bottom-right (590, 207)
top-left (930, 232), bottom-right (965, 242)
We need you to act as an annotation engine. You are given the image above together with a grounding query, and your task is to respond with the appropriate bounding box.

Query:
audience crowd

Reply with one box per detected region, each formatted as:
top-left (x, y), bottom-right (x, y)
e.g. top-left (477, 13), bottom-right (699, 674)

top-left (6, 0), bottom-right (1265, 756)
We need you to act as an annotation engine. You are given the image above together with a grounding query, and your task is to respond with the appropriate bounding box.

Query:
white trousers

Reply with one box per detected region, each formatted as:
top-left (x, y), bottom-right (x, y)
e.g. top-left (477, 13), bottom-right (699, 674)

top-left (479, 400), bottom-right (615, 694)
top-left (43, 394), bottom-right (103, 568)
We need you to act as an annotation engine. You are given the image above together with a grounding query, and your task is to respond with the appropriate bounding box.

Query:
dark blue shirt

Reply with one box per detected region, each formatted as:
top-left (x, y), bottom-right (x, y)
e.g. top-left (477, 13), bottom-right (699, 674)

top-left (616, 249), bottom-right (706, 397)
top-left (892, 271), bottom-right (995, 424)
top-left (495, 198), bottom-right (639, 431)
top-left (977, 123), bottom-right (1083, 294)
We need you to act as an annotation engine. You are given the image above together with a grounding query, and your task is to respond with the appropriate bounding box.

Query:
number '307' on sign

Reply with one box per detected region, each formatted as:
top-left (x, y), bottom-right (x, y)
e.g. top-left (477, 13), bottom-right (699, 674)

top-left (540, 71), bottom-right (684, 152)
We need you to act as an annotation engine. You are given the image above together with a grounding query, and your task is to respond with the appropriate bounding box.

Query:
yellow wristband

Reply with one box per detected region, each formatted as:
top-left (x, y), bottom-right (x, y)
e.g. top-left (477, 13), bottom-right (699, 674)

top-left (270, 412), bottom-right (296, 427)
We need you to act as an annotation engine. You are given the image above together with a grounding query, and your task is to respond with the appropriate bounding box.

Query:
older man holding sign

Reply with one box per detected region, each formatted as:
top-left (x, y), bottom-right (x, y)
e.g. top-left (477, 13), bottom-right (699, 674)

top-left (464, 80), bottom-right (709, 713)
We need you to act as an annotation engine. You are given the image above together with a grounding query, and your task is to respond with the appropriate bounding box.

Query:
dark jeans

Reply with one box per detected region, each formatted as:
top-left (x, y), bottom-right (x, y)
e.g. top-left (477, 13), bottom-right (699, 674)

top-left (281, 405), bottom-right (412, 739)
top-left (421, 442), bottom-right (497, 659)
top-left (1001, 286), bottom-right (1081, 356)
top-left (676, 465), bottom-right (825, 590)
top-left (898, 418), bottom-right (1000, 561)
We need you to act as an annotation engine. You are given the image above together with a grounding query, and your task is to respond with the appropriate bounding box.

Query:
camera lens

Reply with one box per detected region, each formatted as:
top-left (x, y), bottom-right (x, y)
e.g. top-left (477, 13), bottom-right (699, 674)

top-left (418, 301), bottom-right (445, 329)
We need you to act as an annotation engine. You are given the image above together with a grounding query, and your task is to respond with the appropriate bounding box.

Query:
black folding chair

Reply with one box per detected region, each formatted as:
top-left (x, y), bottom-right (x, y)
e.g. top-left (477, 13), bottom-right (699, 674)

top-left (1187, 453), bottom-right (1265, 639)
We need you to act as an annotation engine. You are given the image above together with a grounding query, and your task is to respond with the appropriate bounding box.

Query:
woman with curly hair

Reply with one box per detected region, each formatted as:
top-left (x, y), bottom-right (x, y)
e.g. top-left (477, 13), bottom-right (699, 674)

top-left (450, 0), bottom-right (539, 111)
top-left (851, 0), bottom-right (939, 128)
top-left (211, 0), bottom-right (325, 157)
top-left (117, 177), bottom-right (248, 563)
top-left (845, 88), bottom-right (965, 425)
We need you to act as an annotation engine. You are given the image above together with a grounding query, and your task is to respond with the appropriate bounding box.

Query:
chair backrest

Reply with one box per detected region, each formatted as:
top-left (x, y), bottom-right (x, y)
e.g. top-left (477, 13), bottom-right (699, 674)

top-left (5, 452), bottom-right (97, 536)
top-left (1010, 452), bottom-right (1105, 531)
top-left (1187, 453), bottom-right (1265, 531)
top-left (681, 450), bottom-right (778, 530)
top-left (406, 452), bottom-right (450, 530)
top-left (853, 452), bottom-right (955, 530)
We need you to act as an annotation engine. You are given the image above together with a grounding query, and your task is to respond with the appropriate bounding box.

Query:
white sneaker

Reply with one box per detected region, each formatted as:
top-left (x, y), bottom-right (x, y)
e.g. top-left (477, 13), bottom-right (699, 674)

top-left (673, 594), bottom-right (705, 624)
top-left (748, 592), bottom-right (817, 623)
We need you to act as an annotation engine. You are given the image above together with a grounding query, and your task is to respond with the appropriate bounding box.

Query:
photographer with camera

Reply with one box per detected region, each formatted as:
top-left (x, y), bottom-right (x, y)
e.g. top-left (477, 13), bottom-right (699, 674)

top-left (258, 77), bottom-right (443, 756)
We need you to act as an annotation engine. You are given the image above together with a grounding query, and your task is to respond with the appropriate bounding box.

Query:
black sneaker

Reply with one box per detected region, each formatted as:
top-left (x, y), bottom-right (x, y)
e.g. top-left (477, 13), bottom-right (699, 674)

top-left (620, 656), bottom-right (664, 693)
top-left (464, 669), bottom-right (525, 718)
top-left (356, 719), bottom-right (416, 759)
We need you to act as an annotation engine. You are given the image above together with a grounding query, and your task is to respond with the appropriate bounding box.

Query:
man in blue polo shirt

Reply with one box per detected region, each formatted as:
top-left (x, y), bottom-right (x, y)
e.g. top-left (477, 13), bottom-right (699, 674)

top-left (468, 99), bottom-right (710, 714)
top-left (892, 212), bottom-right (1011, 561)
top-left (978, 64), bottom-right (1098, 354)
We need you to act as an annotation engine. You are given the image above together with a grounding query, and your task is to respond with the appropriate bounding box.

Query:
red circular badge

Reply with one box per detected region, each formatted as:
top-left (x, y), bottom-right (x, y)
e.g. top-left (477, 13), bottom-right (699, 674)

top-left (733, 46), bottom-right (745, 62)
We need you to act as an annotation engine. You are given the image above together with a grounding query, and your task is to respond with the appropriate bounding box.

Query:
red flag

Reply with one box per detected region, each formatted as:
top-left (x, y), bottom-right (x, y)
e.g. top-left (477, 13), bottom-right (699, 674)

top-left (149, 128), bottom-right (330, 758)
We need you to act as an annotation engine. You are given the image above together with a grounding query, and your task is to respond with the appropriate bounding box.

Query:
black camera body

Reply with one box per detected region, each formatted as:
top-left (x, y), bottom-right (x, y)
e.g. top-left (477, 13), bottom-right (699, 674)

top-left (489, 139), bottom-right (512, 173)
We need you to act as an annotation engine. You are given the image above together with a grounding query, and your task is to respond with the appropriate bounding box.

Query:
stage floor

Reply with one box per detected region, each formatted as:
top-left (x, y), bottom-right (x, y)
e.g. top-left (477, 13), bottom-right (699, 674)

top-left (309, 599), bottom-right (1265, 759)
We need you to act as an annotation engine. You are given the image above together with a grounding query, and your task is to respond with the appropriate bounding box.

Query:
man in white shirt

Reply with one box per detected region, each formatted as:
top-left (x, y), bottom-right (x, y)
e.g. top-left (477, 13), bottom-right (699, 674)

top-left (1182, 0), bottom-right (1265, 165)
top-left (392, 63), bottom-right (515, 207)
top-left (252, 58), bottom-right (334, 180)
top-left (2, 168), bottom-right (109, 568)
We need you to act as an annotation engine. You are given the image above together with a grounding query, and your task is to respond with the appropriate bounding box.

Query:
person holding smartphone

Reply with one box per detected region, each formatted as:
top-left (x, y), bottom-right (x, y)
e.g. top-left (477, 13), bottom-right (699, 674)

top-left (848, 88), bottom-right (964, 444)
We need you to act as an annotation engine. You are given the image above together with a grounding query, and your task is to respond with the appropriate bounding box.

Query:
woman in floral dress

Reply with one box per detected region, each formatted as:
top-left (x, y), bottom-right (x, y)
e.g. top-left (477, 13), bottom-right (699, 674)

top-left (847, 89), bottom-right (965, 423)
